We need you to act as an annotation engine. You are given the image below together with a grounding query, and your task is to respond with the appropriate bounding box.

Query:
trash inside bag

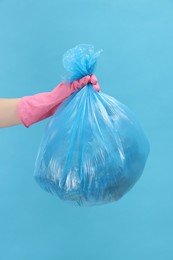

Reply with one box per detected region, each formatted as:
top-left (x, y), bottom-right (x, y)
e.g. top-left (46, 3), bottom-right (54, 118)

top-left (34, 44), bottom-right (150, 206)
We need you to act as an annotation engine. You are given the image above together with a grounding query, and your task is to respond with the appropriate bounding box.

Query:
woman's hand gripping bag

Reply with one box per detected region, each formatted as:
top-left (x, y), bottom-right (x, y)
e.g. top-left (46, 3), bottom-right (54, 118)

top-left (34, 44), bottom-right (150, 206)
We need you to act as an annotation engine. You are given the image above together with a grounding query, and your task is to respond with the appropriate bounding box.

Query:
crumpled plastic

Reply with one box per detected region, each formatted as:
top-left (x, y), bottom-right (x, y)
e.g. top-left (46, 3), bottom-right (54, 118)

top-left (34, 44), bottom-right (150, 206)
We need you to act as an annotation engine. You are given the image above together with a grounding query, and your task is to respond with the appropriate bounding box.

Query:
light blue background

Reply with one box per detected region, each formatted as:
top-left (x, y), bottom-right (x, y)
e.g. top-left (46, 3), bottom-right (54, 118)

top-left (0, 0), bottom-right (172, 259)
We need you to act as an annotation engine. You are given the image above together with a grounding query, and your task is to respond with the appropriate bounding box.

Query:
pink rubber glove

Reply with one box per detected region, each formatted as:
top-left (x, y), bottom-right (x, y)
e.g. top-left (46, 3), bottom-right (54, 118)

top-left (18, 74), bottom-right (100, 128)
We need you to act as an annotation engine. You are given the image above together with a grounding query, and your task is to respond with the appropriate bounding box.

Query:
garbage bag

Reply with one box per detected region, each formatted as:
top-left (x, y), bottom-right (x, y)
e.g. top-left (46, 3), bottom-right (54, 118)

top-left (34, 44), bottom-right (150, 206)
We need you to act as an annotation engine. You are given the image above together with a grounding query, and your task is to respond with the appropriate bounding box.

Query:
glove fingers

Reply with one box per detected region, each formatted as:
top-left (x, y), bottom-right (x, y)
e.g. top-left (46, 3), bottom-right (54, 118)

top-left (90, 74), bottom-right (100, 92)
top-left (71, 74), bottom-right (100, 92)
top-left (92, 83), bottom-right (100, 92)
top-left (73, 75), bottom-right (90, 90)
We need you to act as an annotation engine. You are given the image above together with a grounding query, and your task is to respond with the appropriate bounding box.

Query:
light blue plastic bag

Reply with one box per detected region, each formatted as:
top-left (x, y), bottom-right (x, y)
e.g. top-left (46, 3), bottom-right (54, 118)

top-left (34, 44), bottom-right (150, 206)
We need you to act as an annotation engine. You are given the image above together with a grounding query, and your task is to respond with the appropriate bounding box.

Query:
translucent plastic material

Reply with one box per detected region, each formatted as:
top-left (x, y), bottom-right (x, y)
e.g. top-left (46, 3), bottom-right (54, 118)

top-left (34, 44), bottom-right (150, 206)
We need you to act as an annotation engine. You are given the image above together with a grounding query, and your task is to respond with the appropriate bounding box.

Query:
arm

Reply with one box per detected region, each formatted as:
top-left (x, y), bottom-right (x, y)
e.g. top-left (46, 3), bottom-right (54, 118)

top-left (0, 75), bottom-right (100, 129)
top-left (0, 98), bottom-right (21, 128)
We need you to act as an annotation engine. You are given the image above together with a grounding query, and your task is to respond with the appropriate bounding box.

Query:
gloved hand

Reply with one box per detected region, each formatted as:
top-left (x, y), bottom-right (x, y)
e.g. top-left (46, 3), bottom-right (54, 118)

top-left (18, 74), bottom-right (100, 128)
